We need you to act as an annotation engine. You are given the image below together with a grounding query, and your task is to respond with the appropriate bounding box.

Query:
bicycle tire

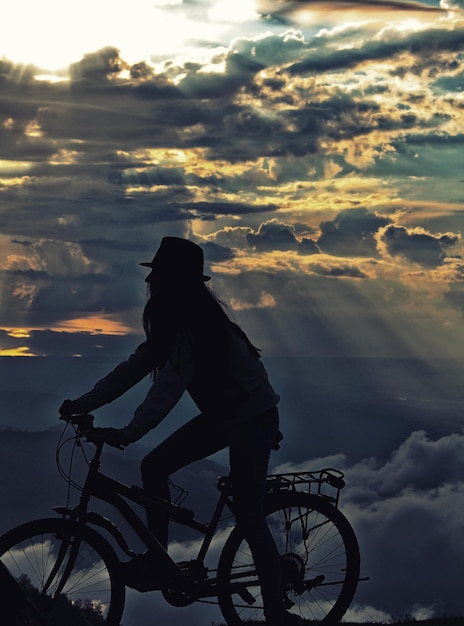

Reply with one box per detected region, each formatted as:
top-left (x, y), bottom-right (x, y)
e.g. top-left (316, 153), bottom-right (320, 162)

top-left (0, 517), bottom-right (125, 625)
top-left (217, 492), bottom-right (360, 625)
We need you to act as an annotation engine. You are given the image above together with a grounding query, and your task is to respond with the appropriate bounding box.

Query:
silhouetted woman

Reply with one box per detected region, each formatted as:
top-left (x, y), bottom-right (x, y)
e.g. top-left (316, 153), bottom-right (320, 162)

top-left (60, 237), bottom-right (298, 626)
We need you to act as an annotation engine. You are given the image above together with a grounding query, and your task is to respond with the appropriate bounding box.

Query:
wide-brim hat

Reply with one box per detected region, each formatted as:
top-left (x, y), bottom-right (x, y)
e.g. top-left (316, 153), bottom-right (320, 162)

top-left (140, 237), bottom-right (211, 282)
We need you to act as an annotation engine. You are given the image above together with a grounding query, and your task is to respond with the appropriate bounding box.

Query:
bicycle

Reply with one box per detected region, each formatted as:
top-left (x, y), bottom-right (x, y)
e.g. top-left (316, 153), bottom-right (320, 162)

top-left (0, 414), bottom-right (361, 625)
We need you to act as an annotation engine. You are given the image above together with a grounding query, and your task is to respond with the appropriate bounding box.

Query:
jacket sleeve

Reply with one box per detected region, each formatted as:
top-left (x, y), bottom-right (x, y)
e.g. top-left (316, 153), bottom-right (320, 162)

top-left (71, 343), bottom-right (153, 414)
top-left (122, 332), bottom-right (194, 441)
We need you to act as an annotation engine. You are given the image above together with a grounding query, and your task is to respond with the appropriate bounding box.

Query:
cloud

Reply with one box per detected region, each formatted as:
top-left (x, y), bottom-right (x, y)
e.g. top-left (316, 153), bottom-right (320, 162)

top-left (378, 224), bottom-right (460, 267)
top-left (345, 431), bottom-right (464, 617)
top-left (259, 0), bottom-right (447, 21)
top-left (3, 423), bottom-right (464, 621)
top-left (445, 281), bottom-right (464, 316)
top-left (276, 429), bottom-right (464, 619)
top-left (0, 12), bottom-right (462, 360)
top-left (297, 237), bottom-right (321, 255)
top-left (317, 208), bottom-right (391, 257)
top-left (230, 290), bottom-right (277, 310)
top-left (206, 226), bottom-right (254, 249)
top-left (247, 218), bottom-right (298, 250)
top-left (211, 208), bottom-right (460, 281)
top-left (308, 256), bottom-right (374, 278)
top-left (69, 47), bottom-right (125, 82)
top-left (440, 0), bottom-right (464, 9)
top-left (201, 239), bottom-right (234, 262)
top-left (284, 27), bottom-right (464, 76)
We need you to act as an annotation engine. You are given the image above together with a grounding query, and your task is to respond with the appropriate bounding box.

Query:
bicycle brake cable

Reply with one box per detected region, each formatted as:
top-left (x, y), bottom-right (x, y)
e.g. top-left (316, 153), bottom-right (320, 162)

top-left (56, 422), bottom-right (91, 499)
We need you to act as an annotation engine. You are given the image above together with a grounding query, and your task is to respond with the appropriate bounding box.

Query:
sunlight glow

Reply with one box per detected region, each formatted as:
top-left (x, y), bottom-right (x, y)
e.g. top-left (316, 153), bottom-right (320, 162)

top-left (2, 0), bottom-right (234, 71)
top-left (54, 315), bottom-right (133, 335)
top-left (7, 329), bottom-right (31, 339)
top-left (0, 162), bottom-right (32, 175)
top-left (209, 0), bottom-right (259, 23)
top-left (34, 74), bottom-right (69, 83)
top-left (230, 292), bottom-right (277, 310)
top-left (0, 346), bottom-right (33, 357)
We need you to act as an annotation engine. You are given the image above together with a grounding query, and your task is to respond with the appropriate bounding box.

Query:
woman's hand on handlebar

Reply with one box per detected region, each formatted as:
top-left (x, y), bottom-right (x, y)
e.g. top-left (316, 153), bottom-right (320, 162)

top-left (88, 427), bottom-right (131, 450)
top-left (59, 399), bottom-right (87, 419)
top-left (59, 400), bottom-right (139, 449)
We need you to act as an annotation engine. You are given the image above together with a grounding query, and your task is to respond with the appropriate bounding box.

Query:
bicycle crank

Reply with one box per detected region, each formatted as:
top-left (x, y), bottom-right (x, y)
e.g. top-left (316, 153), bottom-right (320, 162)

top-left (162, 560), bottom-right (207, 607)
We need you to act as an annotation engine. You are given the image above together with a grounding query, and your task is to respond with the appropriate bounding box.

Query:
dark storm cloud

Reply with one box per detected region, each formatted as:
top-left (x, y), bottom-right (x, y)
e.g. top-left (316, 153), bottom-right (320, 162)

top-left (297, 237), bottom-right (321, 255)
top-left (0, 264), bottom-right (143, 329)
top-left (243, 210), bottom-right (392, 260)
top-left (247, 219), bottom-right (299, 250)
top-left (285, 27), bottom-right (464, 76)
top-left (0, 45), bottom-right (341, 172)
top-left (1, 25), bottom-right (461, 162)
top-left (29, 279), bottom-right (110, 318)
top-left (379, 224), bottom-right (459, 267)
top-left (0, 14), bottom-right (462, 345)
top-left (340, 430), bottom-right (464, 618)
top-left (0, 30), bottom-right (458, 182)
top-left (178, 52), bottom-right (265, 99)
top-left (0, 49), bottom-right (282, 242)
top-left (317, 208), bottom-right (392, 257)
top-left (69, 46), bottom-right (126, 82)
top-left (202, 241), bottom-right (236, 263)
top-left (0, 56), bottom-right (184, 156)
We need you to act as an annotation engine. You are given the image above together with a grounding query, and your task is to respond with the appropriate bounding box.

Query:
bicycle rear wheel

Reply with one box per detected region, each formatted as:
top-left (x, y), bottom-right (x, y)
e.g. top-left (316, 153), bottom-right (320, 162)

top-left (0, 517), bottom-right (125, 625)
top-left (217, 492), bottom-right (360, 625)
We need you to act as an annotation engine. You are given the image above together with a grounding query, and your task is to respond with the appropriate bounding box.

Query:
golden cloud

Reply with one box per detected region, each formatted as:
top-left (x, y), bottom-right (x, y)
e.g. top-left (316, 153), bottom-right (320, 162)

top-left (53, 315), bottom-right (134, 335)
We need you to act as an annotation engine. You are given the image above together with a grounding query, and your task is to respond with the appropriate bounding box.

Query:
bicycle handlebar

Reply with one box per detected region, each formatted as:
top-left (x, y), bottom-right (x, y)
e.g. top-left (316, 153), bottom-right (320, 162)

top-left (61, 414), bottom-right (126, 450)
top-left (61, 413), bottom-right (95, 433)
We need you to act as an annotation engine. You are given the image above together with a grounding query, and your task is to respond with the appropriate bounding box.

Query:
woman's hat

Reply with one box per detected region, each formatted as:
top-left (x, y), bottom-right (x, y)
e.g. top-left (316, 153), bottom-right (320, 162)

top-left (140, 237), bottom-right (211, 282)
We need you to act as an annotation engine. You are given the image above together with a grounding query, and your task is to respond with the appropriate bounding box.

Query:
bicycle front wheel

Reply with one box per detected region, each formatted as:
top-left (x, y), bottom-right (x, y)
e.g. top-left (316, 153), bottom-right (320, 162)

top-left (217, 492), bottom-right (360, 625)
top-left (0, 517), bottom-right (125, 625)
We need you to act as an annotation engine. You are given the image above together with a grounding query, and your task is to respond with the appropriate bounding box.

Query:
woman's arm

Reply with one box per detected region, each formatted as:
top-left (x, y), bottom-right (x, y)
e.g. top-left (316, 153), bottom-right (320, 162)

top-left (60, 343), bottom-right (153, 415)
top-left (121, 331), bottom-right (194, 441)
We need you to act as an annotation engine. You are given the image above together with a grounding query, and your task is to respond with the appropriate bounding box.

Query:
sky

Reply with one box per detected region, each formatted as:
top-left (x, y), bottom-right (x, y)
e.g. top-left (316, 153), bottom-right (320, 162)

top-left (0, 0), bottom-right (464, 624)
top-left (0, 0), bottom-right (463, 360)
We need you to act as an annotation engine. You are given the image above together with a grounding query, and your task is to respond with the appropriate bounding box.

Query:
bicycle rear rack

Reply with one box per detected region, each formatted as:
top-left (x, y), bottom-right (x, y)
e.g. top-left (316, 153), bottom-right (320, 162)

top-left (265, 469), bottom-right (345, 506)
top-left (217, 468), bottom-right (345, 507)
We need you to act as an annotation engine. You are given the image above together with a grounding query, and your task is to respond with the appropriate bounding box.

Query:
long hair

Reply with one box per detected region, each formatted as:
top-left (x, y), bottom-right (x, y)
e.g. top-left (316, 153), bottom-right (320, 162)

top-left (142, 281), bottom-right (259, 373)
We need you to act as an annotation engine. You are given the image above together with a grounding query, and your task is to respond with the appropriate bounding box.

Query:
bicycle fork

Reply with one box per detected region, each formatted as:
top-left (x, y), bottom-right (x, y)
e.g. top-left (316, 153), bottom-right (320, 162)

top-left (41, 527), bottom-right (81, 600)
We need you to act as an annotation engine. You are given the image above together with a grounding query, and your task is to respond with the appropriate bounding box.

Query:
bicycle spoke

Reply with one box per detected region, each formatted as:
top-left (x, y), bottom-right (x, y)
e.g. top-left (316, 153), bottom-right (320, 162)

top-left (0, 519), bottom-right (125, 624)
top-left (217, 492), bottom-right (360, 625)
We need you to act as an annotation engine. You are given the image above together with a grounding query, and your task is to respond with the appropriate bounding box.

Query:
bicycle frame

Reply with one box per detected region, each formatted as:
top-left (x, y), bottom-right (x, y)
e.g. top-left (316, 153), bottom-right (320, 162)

top-left (54, 434), bottom-right (236, 596)
top-left (51, 418), bottom-right (353, 611)
top-left (0, 417), bottom-right (361, 626)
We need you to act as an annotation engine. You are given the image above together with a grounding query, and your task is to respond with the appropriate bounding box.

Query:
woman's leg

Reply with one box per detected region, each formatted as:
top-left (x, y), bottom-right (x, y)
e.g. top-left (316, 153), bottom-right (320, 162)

top-left (141, 407), bottom-right (287, 621)
top-left (229, 410), bottom-right (286, 623)
top-left (141, 412), bottom-right (230, 547)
